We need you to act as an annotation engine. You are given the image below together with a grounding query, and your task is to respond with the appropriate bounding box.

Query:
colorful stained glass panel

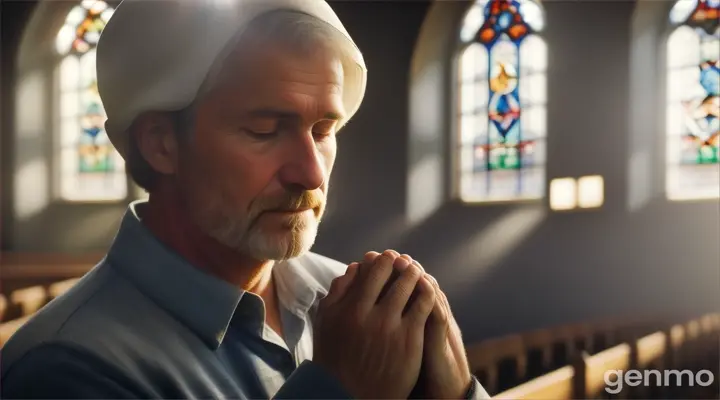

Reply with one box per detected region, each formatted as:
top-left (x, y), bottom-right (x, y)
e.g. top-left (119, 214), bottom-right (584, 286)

top-left (458, 0), bottom-right (546, 202)
top-left (56, 1), bottom-right (113, 55)
top-left (666, 0), bottom-right (720, 200)
top-left (57, 1), bottom-right (125, 201)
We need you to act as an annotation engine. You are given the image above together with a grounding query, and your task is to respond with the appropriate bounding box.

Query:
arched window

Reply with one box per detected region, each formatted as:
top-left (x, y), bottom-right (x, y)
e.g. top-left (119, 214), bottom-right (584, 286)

top-left (456, 0), bottom-right (547, 203)
top-left (55, 0), bottom-right (127, 201)
top-left (666, 0), bottom-right (719, 200)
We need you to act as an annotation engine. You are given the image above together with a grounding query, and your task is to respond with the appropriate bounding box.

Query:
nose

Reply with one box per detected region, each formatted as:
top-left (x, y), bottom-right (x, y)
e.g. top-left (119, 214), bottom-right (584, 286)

top-left (277, 133), bottom-right (326, 191)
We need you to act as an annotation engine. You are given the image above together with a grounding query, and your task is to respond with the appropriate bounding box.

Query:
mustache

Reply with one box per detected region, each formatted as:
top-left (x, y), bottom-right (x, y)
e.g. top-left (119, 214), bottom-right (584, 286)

top-left (252, 190), bottom-right (324, 214)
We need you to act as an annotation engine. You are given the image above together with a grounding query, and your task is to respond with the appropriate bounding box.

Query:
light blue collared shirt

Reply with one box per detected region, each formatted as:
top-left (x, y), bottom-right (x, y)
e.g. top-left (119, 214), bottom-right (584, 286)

top-left (1, 202), bottom-right (351, 398)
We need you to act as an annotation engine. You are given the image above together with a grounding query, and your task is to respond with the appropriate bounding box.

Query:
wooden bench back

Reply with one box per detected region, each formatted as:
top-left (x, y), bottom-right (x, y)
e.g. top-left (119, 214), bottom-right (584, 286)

top-left (0, 277), bottom-right (84, 347)
top-left (582, 343), bottom-right (632, 396)
top-left (48, 278), bottom-right (82, 299)
top-left (10, 286), bottom-right (47, 316)
top-left (0, 295), bottom-right (6, 322)
top-left (492, 365), bottom-right (574, 399)
top-left (493, 313), bottom-right (720, 399)
top-left (1, 252), bottom-right (100, 297)
top-left (466, 316), bottom-right (636, 393)
top-left (2, 277), bottom-right (86, 322)
top-left (0, 315), bottom-right (32, 347)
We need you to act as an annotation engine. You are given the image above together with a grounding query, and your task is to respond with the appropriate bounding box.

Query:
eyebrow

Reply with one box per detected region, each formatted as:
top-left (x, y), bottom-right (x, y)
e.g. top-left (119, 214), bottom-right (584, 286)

top-left (247, 108), bottom-right (345, 121)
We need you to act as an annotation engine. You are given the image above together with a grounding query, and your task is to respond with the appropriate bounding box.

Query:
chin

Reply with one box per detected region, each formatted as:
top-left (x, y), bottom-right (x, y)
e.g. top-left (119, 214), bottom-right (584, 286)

top-left (244, 218), bottom-right (319, 261)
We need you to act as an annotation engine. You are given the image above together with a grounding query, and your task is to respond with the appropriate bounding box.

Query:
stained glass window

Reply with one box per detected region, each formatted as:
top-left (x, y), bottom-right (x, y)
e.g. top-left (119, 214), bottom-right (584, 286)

top-left (457, 0), bottom-right (547, 202)
top-left (666, 0), bottom-right (720, 200)
top-left (56, 0), bottom-right (126, 201)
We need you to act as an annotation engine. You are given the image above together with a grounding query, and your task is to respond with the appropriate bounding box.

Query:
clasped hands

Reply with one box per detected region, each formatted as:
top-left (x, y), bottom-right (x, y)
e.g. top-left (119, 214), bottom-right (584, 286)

top-left (312, 250), bottom-right (474, 399)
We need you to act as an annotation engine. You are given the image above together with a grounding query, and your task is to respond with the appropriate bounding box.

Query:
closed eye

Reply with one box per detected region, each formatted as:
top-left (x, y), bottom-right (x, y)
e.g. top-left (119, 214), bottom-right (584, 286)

top-left (241, 117), bottom-right (280, 139)
top-left (312, 120), bottom-right (338, 138)
top-left (243, 129), bottom-right (278, 139)
top-left (313, 129), bottom-right (334, 138)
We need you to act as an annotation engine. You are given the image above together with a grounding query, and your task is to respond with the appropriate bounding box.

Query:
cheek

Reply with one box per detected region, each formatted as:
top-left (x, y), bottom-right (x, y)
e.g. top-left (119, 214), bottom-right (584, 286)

top-left (188, 138), bottom-right (272, 203)
top-left (212, 150), bottom-right (275, 198)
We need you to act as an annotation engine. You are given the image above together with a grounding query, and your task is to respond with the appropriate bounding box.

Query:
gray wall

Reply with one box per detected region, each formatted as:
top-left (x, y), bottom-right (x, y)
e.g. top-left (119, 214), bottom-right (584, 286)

top-left (314, 0), bottom-right (720, 342)
top-left (2, 0), bottom-right (718, 342)
top-left (4, 0), bottom-right (129, 253)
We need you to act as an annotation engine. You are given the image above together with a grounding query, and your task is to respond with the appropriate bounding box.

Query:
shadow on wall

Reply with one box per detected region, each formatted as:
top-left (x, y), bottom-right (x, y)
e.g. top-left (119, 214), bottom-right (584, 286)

top-left (396, 204), bottom-right (546, 297)
top-left (316, 0), bottom-right (720, 343)
top-left (7, 1), bottom-right (133, 251)
top-left (12, 68), bottom-right (126, 251)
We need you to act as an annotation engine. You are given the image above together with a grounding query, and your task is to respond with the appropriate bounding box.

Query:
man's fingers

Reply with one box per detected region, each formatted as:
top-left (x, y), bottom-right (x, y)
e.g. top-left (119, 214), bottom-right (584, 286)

top-left (426, 274), bottom-right (466, 362)
top-left (340, 262), bottom-right (360, 294)
top-left (408, 258), bottom-right (425, 274)
top-left (351, 251), bottom-right (397, 313)
top-left (383, 250), bottom-right (418, 272)
top-left (378, 256), bottom-right (413, 301)
top-left (381, 259), bottom-right (422, 316)
top-left (350, 250), bottom-right (383, 300)
top-left (350, 251), bottom-right (428, 315)
top-left (356, 251), bottom-right (381, 285)
top-left (360, 250), bottom-right (414, 273)
top-left (384, 249), bottom-right (412, 273)
top-left (403, 272), bottom-right (436, 329)
top-left (431, 276), bottom-right (453, 324)
top-left (322, 262), bottom-right (360, 306)
top-left (363, 251), bottom-right (381, 265)
top-left (426, 274), bottom-right (450, 333)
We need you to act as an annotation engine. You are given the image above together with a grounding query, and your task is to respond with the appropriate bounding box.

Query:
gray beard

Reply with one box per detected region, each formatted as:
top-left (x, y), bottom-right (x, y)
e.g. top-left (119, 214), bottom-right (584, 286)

top-left (191, 201), bottom-right (319, 261)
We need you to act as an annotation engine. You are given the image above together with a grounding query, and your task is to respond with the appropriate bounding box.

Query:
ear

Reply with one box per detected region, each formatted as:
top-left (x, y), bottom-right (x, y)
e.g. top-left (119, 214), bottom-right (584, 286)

top-left (131, 112), bottom-right (180, 175)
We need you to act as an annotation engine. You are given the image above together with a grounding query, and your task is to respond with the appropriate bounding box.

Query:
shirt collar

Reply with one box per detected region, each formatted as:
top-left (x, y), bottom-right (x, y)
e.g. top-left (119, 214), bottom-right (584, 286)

top-left (106, 201), bottom-right (327, 349)
top-left (273, 257), bottom-right (328, 318)
top-left (107, 201), bottom-right (243, 350)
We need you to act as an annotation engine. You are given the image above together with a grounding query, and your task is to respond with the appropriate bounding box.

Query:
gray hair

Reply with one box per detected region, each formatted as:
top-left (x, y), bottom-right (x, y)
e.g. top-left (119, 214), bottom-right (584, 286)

top-left (127, 9), bottom-right (354, 192)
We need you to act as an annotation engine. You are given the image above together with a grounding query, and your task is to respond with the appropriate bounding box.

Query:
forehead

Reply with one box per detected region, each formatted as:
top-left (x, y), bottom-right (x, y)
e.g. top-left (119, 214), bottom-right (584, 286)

top-left (205, 42), bottom-right (346, 118)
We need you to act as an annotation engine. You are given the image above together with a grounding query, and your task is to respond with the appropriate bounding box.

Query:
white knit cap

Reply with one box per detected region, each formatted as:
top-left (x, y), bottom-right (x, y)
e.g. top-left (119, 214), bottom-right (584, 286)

top-left (96, 0), bottom-right (367, 159)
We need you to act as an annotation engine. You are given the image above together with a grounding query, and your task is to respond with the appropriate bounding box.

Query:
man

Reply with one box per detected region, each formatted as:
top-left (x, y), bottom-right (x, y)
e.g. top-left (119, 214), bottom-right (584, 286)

top-left (1, 1), bottom-right (490, 398)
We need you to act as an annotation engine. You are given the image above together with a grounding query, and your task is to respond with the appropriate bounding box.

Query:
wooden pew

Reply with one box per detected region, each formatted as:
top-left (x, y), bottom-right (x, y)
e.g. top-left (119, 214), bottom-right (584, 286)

top-left (0, 278), bottom-right (84, 347)
top-left (1, 252), bottom-right (96, 320)
top-left (467, 317), bottom-right (633, 394)
top-left (492, 313), bottom-right (720, 399)
top-left (0, 315), bottom-right (32, 347)
top-left (581, 343), bottom-right (632, 397)
top-left (0, 252), bottom-right (101, 279)
top-left (493, 340), bottom-right (644, 399)
top-left (48, 277), bottom-right (82, 299)
top-left (492, 365), bottom-right (574, 399)
top-left (0, 252), bottom-right (100, 297)
top-left (636, 331), bottom-right (666, 368)
top-left (9, 285), bottom-right (47, 316)
top-left (0, 294), bottom-right (6, 321)
top-left (467, 333), bottom-right (524, 393)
